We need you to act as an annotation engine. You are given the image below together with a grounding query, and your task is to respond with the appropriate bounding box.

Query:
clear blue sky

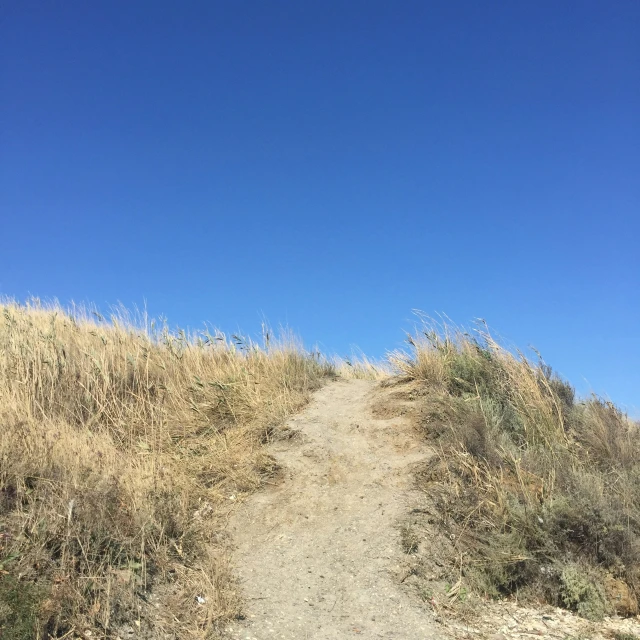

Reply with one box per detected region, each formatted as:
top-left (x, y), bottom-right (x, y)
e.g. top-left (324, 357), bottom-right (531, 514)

top-left (1, 2), bottom-right (638, 412)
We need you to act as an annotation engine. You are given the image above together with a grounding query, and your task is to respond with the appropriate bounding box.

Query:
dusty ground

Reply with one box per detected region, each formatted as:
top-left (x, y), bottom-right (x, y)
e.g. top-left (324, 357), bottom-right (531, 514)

top-left (225, 379), bottom-right (640, 640)
top-left (226, 379), bottom-right (437, 639)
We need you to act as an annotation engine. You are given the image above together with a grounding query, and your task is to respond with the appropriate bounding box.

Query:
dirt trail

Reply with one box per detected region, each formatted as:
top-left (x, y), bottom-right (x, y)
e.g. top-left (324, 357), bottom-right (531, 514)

top-left (226, 379), bottom-right (439, 639)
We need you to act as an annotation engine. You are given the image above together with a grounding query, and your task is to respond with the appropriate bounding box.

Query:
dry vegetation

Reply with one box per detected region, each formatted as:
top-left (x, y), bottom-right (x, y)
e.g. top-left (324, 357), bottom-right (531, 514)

top-left (332, 354), bottom-right (392, 380)
top-left (3, 299), bottom-right (636, 637)
top-left (0, 300), bottom-right (334, 638)
top-left (391, 318), bottom-right (640, 621)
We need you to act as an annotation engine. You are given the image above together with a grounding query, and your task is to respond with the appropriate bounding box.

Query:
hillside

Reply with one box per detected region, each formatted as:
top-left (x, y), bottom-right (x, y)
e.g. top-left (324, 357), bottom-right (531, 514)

top-left (1, 302), bottom-right (639, 639)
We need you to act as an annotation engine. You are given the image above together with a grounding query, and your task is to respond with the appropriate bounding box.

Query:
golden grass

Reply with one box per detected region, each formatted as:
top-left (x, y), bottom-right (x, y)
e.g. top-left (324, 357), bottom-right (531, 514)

top-left (0, 300), bottom-right (333, 638)
top-left (332, 353), bottom-right (391, 380)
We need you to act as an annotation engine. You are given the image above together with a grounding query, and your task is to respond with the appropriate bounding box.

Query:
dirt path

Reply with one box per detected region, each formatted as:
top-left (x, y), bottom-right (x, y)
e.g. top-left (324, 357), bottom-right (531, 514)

top-left (226, 379), bottom-right (439, 639)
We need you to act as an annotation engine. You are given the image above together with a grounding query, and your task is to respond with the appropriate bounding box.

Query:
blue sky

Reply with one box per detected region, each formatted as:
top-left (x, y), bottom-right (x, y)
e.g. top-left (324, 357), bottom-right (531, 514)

top-left (1, 1), bottom-right (638, 412)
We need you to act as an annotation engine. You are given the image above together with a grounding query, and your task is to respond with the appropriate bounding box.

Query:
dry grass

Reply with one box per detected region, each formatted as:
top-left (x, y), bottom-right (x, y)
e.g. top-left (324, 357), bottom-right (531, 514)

top-left (0, 300), bottom-right (334, 638)
top-left (332, 353), bottom-right (391, 380)
top-left (391, 317), bottom-right (640, 620)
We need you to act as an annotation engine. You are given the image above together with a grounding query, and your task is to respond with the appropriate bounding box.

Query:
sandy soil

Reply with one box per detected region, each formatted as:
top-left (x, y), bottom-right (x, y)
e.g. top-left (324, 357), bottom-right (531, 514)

top-left (226, 379), bottom-right (439, 639)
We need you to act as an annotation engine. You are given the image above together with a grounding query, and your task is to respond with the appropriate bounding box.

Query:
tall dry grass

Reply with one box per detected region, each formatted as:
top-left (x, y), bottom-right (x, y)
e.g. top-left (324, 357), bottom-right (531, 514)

top-left (0, 300), bottom-right (333, 638)
top-left (332, 353), bottom-right (391, 380)
top-left (391, 317), bottom-right (640, 620)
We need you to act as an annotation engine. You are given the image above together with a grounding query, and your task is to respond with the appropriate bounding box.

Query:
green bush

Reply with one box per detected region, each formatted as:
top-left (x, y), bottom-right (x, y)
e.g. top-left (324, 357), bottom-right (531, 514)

top-left (560, 565), bottom-right (608, 621)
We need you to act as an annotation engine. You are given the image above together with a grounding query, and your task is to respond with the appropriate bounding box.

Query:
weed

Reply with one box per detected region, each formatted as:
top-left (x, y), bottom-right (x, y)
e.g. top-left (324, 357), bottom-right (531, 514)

top-left (392, 316), bottom-right (640, 619)
top-left (400, 524), bottom-right (420, 554)
top-left (560, 565), bottom-right (608, 621)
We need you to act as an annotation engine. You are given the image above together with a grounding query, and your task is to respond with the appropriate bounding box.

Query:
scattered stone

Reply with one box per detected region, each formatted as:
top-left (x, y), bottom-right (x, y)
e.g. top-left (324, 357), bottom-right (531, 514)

top-left (442, 599), bottom-right (640, 639)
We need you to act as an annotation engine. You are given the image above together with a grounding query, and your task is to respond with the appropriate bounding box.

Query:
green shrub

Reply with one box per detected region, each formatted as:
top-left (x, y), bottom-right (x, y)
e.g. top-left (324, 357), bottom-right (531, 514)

top-left (560, 565), bottom-right (608, 621)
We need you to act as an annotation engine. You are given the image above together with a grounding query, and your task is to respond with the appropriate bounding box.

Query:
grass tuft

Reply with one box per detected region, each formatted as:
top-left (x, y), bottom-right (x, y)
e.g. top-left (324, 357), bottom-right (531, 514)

top-left (392, 316), bottom-right (640, 619)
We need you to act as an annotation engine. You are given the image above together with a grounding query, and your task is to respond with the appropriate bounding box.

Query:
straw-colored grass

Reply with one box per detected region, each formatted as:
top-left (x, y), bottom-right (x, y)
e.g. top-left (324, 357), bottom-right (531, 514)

top-left (0, 300), bottom-right (333, 638)
top-left (391, 317), bottom-right (640, 620)
top-left (332, 353), bottom-right (391, 380)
